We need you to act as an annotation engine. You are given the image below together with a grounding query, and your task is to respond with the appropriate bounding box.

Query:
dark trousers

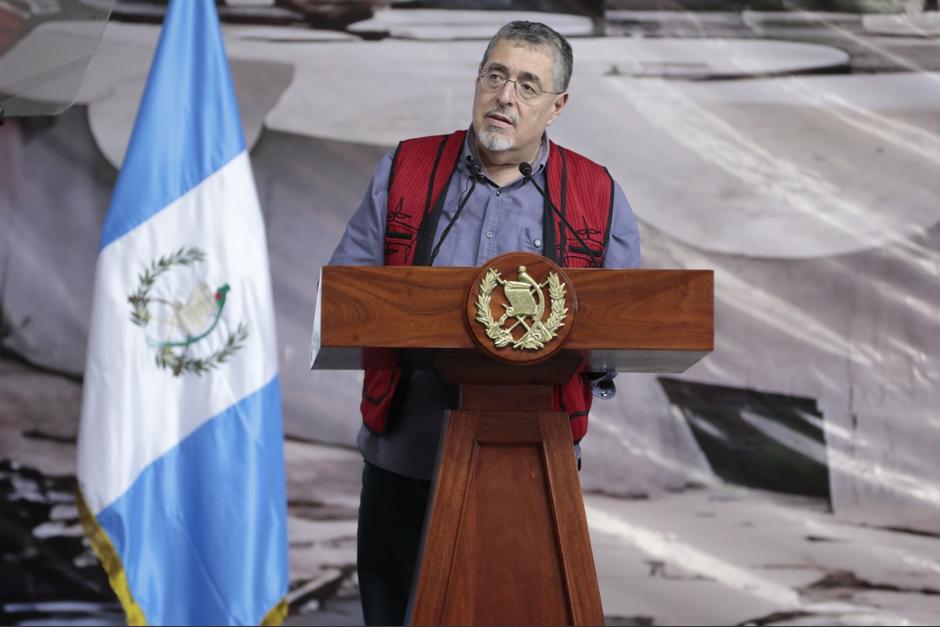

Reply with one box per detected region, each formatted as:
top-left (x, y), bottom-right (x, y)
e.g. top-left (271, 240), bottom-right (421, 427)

top-left (357, 461), bottom-right (432, 626)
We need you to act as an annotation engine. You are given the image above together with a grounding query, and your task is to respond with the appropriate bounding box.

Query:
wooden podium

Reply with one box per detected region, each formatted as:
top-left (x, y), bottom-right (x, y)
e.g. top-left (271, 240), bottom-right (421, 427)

top-left (311, 253), bottom-right (713, 626)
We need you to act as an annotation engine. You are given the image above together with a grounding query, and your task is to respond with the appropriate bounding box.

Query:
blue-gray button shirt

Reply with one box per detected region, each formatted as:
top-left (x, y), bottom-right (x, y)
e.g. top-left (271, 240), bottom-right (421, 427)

top-left (329, 129), bottom-right (641, 480)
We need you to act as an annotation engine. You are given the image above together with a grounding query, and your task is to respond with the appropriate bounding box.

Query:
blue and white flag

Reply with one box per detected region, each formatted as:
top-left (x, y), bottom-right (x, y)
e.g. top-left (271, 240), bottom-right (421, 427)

top-left (76, 1), bottom-right (288, 624)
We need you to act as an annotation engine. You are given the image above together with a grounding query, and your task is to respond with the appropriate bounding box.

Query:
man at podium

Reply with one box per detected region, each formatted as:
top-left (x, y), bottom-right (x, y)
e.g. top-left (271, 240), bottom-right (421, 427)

top-left (327, 20), bottom-right (641, 626)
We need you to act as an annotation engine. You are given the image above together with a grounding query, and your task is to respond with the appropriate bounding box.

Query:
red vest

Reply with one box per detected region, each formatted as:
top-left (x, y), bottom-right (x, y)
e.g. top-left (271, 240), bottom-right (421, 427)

top-left (361, 130), bottom-right (615, 442)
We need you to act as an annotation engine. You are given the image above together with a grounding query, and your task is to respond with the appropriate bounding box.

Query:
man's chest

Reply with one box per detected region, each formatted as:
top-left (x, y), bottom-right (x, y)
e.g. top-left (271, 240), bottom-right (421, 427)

top-left (427, 175), bottom-right (547, 267)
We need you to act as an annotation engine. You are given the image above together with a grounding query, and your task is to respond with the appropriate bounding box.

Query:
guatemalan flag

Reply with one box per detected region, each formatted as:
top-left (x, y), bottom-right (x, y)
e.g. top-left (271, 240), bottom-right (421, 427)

top-left (76, 0), bottom-right (288, 624)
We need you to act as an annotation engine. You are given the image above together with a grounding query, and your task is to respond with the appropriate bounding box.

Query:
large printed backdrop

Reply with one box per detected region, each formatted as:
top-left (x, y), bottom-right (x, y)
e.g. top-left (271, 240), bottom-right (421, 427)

top-left (1, 5), bottom-right (940, 624)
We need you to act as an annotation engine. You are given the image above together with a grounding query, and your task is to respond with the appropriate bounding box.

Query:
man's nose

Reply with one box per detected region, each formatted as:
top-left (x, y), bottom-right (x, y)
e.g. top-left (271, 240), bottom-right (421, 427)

top-left (496, 79), bottom-right (516, 105)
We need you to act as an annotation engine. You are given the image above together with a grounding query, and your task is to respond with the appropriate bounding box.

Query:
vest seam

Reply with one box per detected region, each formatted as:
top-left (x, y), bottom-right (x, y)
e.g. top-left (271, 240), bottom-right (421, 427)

top-left (559, 146), bottom-right (569, 266)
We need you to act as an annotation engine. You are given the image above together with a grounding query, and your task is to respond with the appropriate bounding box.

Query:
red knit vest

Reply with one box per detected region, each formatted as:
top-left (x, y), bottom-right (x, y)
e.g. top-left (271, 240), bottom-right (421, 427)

top-left (360, 130), bottom-right (615, 441)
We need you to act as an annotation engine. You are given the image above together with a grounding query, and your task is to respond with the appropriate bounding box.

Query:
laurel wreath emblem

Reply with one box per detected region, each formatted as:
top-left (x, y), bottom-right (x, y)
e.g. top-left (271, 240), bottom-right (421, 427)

top-left (128, 247), bottom-right (204, 327)
top-left (474, 267), bottom-right (568, 351)
top-left (127, 247), bottom-right (248, 377)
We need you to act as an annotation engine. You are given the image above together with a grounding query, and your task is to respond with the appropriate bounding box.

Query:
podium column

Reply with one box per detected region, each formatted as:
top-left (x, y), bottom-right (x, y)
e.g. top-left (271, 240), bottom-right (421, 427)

top-left (409, 383), bottom-right (604, 626)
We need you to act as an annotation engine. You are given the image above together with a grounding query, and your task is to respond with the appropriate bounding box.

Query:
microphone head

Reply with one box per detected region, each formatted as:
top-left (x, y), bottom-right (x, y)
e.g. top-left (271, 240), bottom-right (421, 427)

top-left (519, 162), bottom-right (533, 177)
top-left (466, 155), bottom-right (483, 180)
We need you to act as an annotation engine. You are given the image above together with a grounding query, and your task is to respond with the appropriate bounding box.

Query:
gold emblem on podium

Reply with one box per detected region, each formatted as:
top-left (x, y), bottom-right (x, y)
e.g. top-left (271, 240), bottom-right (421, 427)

top-left (475, 264), bottom-right (568, 351)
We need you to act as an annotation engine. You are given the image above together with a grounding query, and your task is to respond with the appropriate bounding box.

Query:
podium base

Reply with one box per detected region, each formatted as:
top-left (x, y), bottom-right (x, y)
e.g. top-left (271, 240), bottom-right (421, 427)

top-left (409, 384), bottom-right (604, 626)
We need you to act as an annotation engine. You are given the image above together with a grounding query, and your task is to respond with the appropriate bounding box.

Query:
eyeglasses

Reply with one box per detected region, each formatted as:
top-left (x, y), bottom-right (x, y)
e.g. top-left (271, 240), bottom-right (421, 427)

top-left (478, 70), bottom-right (564, 102)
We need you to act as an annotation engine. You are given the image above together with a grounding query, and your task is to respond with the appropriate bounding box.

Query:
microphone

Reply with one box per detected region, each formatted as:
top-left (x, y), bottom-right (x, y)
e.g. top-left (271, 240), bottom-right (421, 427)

top-left (518, 162), bottom-right (600, 266)
top-left (427, 158), bottom-right (482, 266)
top-left (466, 155), bottom-right (485, 182)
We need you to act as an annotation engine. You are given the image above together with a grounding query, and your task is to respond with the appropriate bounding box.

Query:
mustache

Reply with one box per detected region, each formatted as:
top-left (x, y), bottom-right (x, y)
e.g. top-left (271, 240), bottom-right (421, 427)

top-left (485, 107), bottom-right (517, 125)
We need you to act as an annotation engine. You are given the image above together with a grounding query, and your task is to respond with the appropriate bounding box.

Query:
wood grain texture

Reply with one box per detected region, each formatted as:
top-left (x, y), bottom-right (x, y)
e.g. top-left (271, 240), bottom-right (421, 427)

top-left (434, 354), bottom-right (583, 386)
top-left (442, 443), bottom-right (570, 625)
top-left (460, 384), bottom-right (553, 410)
top-left (318, 266), bottom-right (471, 349)
top-left (313, 265), bottom-right (713, 373)
top-left (540, 412), bottom-right (604, 625)
top-left (410, 410), bottom-right (477, 625)
top-left (314, 259), bottom-right (711, 625)
top-left (411, 402), bottom-right (604, 626)
top-left (565, 268), bottom-right (713, 351)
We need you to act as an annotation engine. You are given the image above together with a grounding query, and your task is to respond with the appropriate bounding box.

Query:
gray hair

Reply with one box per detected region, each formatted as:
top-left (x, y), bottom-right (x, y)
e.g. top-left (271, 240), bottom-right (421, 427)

top-left (480, 21), bottom-right (573, 92)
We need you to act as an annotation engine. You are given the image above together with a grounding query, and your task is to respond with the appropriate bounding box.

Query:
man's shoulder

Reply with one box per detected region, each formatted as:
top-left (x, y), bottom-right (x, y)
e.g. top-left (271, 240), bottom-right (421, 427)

top-left (389, 131), bottom-right (467, 179)
top-left (397, 129), bottom-right (467, 149)
top-left (549, 140), bottom-right (608, 174)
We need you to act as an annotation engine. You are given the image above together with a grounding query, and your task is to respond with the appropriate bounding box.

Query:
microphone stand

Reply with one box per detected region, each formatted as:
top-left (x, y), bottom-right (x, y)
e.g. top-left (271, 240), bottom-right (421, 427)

top-left (427, 156), bottom-right (486, 266)
top-left (518, 162), bottom-right (600, 267)
top-left (520, 163), bottom-right (615, 390)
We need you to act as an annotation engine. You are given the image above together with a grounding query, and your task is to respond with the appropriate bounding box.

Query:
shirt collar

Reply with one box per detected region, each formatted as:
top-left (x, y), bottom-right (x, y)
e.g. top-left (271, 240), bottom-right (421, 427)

top-left (461, 125), bottom-right (550, 180)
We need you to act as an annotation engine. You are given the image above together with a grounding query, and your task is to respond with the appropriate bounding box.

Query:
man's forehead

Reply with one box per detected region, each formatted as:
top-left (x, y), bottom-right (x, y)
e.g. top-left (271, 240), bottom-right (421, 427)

top-left (484, 40), bottom-right (555, 77)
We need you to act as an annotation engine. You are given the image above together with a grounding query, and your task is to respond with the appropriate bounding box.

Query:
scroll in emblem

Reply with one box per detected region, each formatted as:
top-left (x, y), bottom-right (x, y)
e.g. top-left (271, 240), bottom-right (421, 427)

top-left (475, 265), bottom-right (568, 351)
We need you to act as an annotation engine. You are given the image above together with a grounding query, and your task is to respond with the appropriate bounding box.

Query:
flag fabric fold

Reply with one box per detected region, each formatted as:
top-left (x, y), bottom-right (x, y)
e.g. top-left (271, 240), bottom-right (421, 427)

top-left (77, 1), bottom-right (288, 624)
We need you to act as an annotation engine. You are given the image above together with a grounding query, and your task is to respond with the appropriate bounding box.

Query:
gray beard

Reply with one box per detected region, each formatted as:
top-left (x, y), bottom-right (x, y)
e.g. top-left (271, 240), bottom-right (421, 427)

top-left (477, 126), bottom-right (514, 152)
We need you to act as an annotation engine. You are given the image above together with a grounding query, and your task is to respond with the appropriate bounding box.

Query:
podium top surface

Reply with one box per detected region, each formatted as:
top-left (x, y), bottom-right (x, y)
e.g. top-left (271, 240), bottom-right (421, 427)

top-left (311, 265), bottom-right (713, 375)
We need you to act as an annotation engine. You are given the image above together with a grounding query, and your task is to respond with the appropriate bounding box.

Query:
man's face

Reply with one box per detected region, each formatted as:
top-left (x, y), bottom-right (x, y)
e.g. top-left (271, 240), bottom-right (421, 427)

top-left (472, 39), bottom-right (568, 160)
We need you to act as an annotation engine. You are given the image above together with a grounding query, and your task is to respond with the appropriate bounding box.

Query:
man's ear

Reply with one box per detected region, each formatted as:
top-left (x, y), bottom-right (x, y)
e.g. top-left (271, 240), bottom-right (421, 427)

top-left (545, 93), bottom-right (569, 127)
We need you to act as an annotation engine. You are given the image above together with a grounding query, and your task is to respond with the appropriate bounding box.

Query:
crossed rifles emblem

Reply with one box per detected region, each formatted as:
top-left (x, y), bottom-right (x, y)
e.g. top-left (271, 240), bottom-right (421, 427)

top-left (475, 264), bottom-right (568, 351)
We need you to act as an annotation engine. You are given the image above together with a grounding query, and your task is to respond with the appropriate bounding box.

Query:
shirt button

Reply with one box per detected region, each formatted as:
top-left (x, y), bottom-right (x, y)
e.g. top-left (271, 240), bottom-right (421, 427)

top-left (495, 190), bottom-right (501, 196)
top-left (486, 231), bottom-right (494, 239)
top-left (534, 239), bottom-right (542, 248)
